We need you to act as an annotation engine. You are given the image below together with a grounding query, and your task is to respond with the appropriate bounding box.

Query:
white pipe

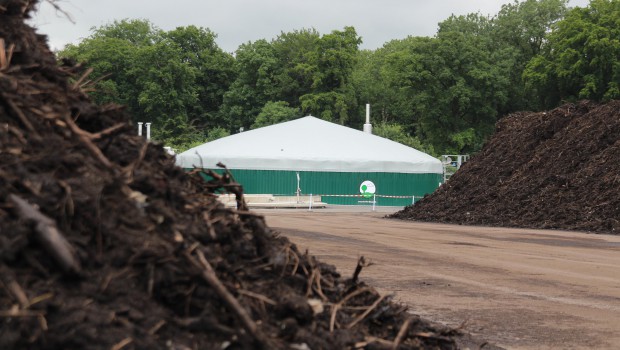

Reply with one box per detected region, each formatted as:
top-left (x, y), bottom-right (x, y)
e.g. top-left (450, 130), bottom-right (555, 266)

top-left (145, 122), bottom-right (151, 140)
top-left (363, 104), bottom-right (372, 134)
top-left (137, 122), bottom-right (143, 136)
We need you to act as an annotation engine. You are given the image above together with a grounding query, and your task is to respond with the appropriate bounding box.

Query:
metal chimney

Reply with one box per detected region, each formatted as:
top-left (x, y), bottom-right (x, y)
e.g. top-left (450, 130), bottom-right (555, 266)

top-left (363, 104), bottom-right (372, 134)
top-left (137, 122), bottom-right (143, 136)
top-left (145, 122), bottom-right (152, 140)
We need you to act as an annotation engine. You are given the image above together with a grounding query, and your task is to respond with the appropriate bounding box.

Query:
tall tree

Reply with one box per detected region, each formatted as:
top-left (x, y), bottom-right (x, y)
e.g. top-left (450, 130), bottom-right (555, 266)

top-left (356, 38), bottom-right (434, 131)
top-left (299, 26), bottom-right (361, 124)
top-left (383, 15), bottom-right (513, 154)
top-left (222, 27), bottom-right (361, 128)
top-left (272, 29), bottom-right (321, 106)
top-left (59, 20), bottom-right (234, 149)
top-left (524, 0), bottom-right (620, 107)
top-left (220, 39), bottom-right (279, 132)
top-left (493, 0), bottom-right (569, 111)
top-left (129, 40), bottom-right (198, 143)
top-left (164, 26), bottom-right (236, 130)
top-left (59, 19), bottom-right (161, 111)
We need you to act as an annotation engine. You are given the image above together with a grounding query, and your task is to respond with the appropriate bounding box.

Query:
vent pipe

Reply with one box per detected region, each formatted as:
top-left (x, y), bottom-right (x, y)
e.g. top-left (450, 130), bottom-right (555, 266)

top-left (363, 104), bottom-right (372, 134)
top-left (145, 122), bottom-right (152, 140)
top-left (137, 122), bottom-right (143, 136)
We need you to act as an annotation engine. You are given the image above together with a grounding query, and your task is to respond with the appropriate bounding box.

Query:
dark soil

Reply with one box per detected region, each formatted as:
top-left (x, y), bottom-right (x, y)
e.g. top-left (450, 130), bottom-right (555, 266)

top-left (391, 100), bottom-right (620, 234)
top-left (0, 1), bottom-right (459, 349)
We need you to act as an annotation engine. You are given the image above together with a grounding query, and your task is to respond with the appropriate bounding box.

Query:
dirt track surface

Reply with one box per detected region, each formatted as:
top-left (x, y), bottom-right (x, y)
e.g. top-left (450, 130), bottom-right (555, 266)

top-left (260, 208), bottom-right (620, 350)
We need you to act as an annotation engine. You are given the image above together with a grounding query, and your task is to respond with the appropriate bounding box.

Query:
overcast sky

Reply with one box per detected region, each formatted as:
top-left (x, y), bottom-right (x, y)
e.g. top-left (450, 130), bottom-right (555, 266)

top-left (30, 0), bottom-right (591, 53)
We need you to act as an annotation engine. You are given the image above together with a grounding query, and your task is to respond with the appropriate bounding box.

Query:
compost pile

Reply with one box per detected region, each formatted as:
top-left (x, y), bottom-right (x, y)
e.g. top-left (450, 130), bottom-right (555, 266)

top-left (392, 100), bottom-right (620, 234)
top-left (0, 2), bottom-right (460, 349)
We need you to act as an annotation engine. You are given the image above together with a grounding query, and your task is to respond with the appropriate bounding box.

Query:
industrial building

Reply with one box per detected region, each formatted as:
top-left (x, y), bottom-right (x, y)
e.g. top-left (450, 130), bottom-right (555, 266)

top-left (176, 116), bottom-right (443, 206)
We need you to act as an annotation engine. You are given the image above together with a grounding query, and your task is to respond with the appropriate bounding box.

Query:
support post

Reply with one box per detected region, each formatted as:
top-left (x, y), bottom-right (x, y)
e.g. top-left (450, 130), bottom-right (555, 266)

top-left (296, 172), bottom-right (301, 203)
top-left (372, 194), bottom-right (376, 212)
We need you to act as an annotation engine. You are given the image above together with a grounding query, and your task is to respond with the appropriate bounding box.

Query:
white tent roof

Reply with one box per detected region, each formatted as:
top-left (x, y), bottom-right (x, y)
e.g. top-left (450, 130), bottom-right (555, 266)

top-left (176, 116), bottom-right (442, 174)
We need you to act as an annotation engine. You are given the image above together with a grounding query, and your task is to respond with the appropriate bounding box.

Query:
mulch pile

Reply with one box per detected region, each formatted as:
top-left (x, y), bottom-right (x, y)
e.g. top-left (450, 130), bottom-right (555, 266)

top-left (391, 100), bottom-right (620, 234)
top-left (0, 1), bottom-right (460, 349)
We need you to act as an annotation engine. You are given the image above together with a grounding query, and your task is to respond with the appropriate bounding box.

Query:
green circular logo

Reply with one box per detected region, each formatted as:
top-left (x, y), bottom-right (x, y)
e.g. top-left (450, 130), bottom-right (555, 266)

top-left (360, 180), bottom-right (376, 198)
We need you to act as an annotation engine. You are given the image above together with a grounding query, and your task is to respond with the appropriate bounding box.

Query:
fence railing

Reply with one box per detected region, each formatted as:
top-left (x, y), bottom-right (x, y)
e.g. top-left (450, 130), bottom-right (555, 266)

top-left (304, 193), bottom-right (423, 211)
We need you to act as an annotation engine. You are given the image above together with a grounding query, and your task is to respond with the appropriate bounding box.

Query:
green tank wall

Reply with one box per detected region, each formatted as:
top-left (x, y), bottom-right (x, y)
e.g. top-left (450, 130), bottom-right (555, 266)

top-left (197, 169), bottom-right (442, 207)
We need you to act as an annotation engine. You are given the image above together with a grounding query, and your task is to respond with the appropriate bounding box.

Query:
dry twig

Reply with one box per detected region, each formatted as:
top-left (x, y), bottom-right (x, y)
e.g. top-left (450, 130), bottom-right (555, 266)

top-left (330, 287), bottom-right (374, 332)
top-left (28, 293), bottom-right (53, 307)
top-left (110, 337), bottom-right (133, 350)
top-left (63, 114), bottom-right (114, 170)
top-left (38, 314), bottom-right (48, 331)
top-left (9, 194), bottom-right (81, 275)
top-left (202, 212), bottom-right (217, 240)
top-left (288, 247), bottom-right (300, 276)
top-left (346, 294), bottom-right (387, 329)
top-left (147, 263), bottom-right (155, 297)
top-left (185, 250), bottom-right (269, 347)
top-left (121, 140), bottom-right (149, 181)
top-left (360, 336), bottom-right (394, 348)
top-left (391, 317), bottom-right (412, 349)
top-left (5, 98), bottom-right (39, 137)
top-left (72, 67), bottom-right (93, 90)
top-left (237, 289), bottom-right (276, 306)
top-left (44, 0), bottom-right (75, 23)
top-left (0, 309), bottom-right (44, 317)
top-left (352, 256), bottom-right (373, 284)
top-left (0, 265), bottom-right (29, 308)
top-left (0, 38), bottom-right (15, 71)
top-left (91, 123), bottom-right (126, 140)
top-left (312, 269), bottom-right (329, 302)
top-left (148, 320), bottom-right (166, 335)
top-left (305, 269), bottom-right (316, 297)
top-left (99, 268), bottom-right (131, 292)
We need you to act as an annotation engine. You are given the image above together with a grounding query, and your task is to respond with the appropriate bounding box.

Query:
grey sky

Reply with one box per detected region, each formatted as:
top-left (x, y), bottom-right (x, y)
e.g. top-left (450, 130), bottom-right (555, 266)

top-left (30, 0), bottom-right (591, 53)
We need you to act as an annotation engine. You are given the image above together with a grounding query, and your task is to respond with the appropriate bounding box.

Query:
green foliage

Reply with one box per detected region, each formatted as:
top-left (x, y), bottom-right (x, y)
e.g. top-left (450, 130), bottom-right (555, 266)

top-left (205, 127), bottom-right (231, 142)
top-left (373, 123), bottom-right (436, 156)
top-left (91, 19), bottom-right (161, 45)
top-left (492, 0), bottom-right (569, 111)
top-left (220, 39), bottom-right (280, 131)
top-left (164, 132), bottom-right (206, 153)
top-left (164, 26), bottom-right (237, 130)
top-left (524, 0), bottom-right (620, 107)
top-left (311, 27), bottom-right (361, 91)
top-left (272, 29), bottom-right (321, 106)
top-left (251, 101), bottom-right (301, 129)
top-left (300, 90), bottom-right (354, 123)
top-left (58, 19), bottom-right (234, 147)
top-left (378, 15), bottom-right (512, 154)
top-left (163, 127), bottom-right (231, 153)
top-left (299, 27), bottom-right (361, 124)
top-left (494, 0), bottom-right (569, 57)
top-left (221, 27), bottom-right (362, 129)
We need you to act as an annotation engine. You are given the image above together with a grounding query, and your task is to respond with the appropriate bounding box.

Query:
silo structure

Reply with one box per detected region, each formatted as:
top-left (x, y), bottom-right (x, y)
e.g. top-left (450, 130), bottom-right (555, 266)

top-left (176, 116), bottom-right (443, 206)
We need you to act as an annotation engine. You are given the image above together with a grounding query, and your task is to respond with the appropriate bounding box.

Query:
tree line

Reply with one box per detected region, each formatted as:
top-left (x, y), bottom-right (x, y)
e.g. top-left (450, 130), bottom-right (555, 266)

top-left (58, 0), bottom-right (620, 155)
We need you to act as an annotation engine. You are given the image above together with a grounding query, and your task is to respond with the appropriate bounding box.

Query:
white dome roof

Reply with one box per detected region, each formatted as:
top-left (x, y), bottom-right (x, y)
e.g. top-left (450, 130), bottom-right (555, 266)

top-left (176, 116), bottom-right (442, 174)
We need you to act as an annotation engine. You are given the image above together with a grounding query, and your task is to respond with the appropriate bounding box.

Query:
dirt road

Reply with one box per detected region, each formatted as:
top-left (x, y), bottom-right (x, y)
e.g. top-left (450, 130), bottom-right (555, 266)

top-left (259, 208), bottom-right (620, 350)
